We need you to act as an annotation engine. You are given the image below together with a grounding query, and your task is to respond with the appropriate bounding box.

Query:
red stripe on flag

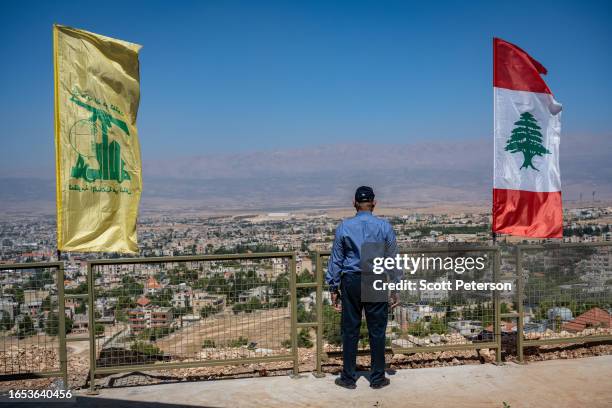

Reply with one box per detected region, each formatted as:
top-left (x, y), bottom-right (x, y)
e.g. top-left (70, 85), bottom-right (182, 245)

top-left (493, 38), bottom-right (552, 94)
top-left (493, 188), bottom-right (562, 238)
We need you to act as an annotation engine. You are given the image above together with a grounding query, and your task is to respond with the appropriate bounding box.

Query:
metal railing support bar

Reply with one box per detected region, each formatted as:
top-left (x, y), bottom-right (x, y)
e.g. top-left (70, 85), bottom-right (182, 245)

top-left (494, 248), bottom-right (503, 364)
top-left (57, 262), bottom-right (69, 389)
top-left (314, 252), bottom-right (325, 377)
top-left (516, 246), bottom-right (525, 363)
top-left (290, 252), bottom-right (300, 378)
top-left (87, 263), bottom-right (98, 394)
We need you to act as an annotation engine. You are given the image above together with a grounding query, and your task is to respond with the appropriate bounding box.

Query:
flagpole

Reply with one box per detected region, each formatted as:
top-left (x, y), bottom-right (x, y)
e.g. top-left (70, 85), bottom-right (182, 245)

top-left (53, 25), bottom-right (63, 257)
top-left (492, 37), bottom-right (496, 248)
top-left (54, 25), bottom-right (62, 265)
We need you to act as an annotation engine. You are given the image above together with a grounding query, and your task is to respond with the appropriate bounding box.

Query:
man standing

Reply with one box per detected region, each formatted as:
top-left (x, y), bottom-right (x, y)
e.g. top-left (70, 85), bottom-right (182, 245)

top-left (326, 186), bottom-right (399, 389)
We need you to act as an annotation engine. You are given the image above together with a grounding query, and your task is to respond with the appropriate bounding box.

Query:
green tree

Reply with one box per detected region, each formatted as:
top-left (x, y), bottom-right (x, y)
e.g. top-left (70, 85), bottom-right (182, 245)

top-left (119, 276), bottom-right (144, 294)
top-left (41, 296), bottom-right (52, 311)
top-left (95, 323), bottom-right (105, 336)
top-left (6, 288), bottom-right (24, 303)
top-left (138, 327), bottom-right (174, 341)
top-left (75, 301), bottom-right (86, 315)
top-left (408, 319), bottom-right (428, 337)
top-left (201, 339), bottom-right (216, 348)
top-left (296, 269), bottom-right (314, 298)
top-left (65, 282), bottom-right (88, 295)
top-left (430, 316), bottom-right (447, 335)
top-left (17, 315), bottom-right (36, 338)
top-left (115, 308), bottom-right (128, 323)
top-left (358, 321), bottom-right (370, 347)
top-left (228, 336), bottom-right (249, 347)
top-left (297, 303), bottom-right (315, 323)
top-left (282, 328), bottom-right (313, 348)
top-left (232, 297), bottom-right (263, 314)
top-left (299, 329), bottom-right (313, 348)
top-left (199, 305), bottom-right (218, 318)
top-left (505, 112), bottom-right (550, 171)
top-left (45, 312), bottom-right (73, 336)
top-left (0, 312), bottom-right (13, 331)
top-left (500, 303), bottom-right (510, 314)
top-left (322, 305), bottom-right (342, 345)
top-left (131, 341), bottom-right (162, 356)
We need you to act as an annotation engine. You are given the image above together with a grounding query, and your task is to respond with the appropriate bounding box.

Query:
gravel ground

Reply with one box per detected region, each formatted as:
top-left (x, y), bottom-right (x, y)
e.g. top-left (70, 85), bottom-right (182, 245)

top-left (1, 341), bottom-right (610, 391)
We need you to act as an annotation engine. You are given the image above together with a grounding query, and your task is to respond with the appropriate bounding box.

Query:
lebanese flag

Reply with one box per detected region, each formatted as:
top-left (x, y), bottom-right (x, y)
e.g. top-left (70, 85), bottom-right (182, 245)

top-left (493, 38), bottom-right (563, 238)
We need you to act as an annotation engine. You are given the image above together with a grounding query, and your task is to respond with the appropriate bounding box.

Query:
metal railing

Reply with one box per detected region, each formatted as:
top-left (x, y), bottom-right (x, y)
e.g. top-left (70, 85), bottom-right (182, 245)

top-left (0, 243), bottom-right (610, 390)
top-left (0, 262), bottom-right (67, 386)
top-left (86, 252), bottom-right (297, 393)
top-left (515, 242), bottom-right (612, 362)
top-left (313, 245), bottom-right (504, 375)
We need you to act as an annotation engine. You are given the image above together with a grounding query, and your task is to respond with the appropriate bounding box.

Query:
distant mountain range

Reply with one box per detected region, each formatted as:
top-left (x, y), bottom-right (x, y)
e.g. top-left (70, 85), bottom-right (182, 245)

top-left (1, 135), bottom-right (611, 214)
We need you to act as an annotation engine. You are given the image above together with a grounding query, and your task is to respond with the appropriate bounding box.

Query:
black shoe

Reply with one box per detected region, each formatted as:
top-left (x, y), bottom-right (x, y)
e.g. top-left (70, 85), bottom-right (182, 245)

top-left (370, 378), bottom-right (390, 389)
top-left (335, 377), bottom-right (356, 389)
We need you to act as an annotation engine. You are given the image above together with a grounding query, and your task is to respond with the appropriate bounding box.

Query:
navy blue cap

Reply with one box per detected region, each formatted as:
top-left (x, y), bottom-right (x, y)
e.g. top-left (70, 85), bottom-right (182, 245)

top-left (355, 186), bottom-right (375, 202)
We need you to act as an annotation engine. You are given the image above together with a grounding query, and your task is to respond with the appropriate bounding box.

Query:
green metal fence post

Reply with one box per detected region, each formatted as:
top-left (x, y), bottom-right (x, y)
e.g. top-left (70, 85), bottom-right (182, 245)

top-left (516, 246), bottom-right (525, 363)
top-left (290, 253), bottom-right (300, 378)
top-left (494, 248), bottom-right (503, 364)
top-left (57, 261), bottom-right (69, 389)
top-left (87, 262), bottom-right (99, 394)
top-left (313, 252), bottom-right (325, 378)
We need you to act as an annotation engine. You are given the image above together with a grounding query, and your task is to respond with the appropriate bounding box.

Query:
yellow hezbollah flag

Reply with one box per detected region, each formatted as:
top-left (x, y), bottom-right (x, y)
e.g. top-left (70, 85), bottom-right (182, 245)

top-left (53, 25), bottom-right (142, 253)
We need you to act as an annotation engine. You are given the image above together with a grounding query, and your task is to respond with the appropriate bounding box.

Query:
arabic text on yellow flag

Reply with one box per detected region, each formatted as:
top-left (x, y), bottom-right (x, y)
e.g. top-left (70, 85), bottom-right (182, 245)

top-left (54, 25), bottom-right (142, 253)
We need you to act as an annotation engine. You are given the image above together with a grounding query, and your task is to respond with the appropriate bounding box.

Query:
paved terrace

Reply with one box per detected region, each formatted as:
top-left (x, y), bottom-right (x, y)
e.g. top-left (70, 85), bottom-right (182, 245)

top-left (65, 355), bottom-right (612, 407)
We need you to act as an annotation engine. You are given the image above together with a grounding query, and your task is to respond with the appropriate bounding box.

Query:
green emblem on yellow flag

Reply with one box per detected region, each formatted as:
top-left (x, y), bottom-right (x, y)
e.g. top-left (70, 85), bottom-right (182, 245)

top-left (54, 24), bottom-right (142, 253)
top-left (69, 94), bottom-right (132, 183)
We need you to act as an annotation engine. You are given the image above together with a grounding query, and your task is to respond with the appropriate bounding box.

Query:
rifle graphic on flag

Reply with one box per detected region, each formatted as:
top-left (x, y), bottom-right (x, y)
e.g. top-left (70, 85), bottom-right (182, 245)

top-left (69, 95), bottom-right (132, 183)
top-left (492, 38), bottom-right (563, 238)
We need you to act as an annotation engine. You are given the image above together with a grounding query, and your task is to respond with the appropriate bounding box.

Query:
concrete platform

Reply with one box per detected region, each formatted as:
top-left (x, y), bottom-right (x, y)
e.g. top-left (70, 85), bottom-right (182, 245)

top-left (77, 356), bottom-right (612, 407)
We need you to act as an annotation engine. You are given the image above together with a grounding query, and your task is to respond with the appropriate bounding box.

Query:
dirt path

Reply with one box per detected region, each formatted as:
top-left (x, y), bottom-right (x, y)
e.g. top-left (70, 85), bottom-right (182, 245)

top-left (155, 307), bottom-right (291, 356)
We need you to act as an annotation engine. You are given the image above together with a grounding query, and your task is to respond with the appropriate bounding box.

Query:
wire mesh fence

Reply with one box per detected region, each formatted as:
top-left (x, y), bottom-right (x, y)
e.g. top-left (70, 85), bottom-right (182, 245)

top-left (517, 243), bottom-right (612, 360)
top-left (294, 260), bottom-right (318, 351)
top-left (316, 247), bottom-right (504, 362)
top-left (0, 243), bottom-right (610, 389)
top-left (0, 262), bottom-right (66, 384)
top-left (87, 253), bottom-right (296, 389)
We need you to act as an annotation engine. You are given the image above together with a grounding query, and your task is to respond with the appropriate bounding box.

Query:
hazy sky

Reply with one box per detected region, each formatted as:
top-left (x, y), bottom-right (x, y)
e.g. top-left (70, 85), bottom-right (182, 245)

top-left (0, 0), bottom-right (610, 174)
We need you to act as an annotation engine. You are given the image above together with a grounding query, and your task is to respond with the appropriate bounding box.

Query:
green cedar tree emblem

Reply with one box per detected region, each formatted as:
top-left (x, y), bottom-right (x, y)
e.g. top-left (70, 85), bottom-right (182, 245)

top-left (504, 112), bottom-right (550, 171)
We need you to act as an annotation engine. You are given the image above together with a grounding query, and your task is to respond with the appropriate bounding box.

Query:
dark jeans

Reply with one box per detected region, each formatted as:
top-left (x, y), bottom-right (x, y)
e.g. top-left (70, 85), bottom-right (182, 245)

top-left (340, 272), bottom-right (388, 385)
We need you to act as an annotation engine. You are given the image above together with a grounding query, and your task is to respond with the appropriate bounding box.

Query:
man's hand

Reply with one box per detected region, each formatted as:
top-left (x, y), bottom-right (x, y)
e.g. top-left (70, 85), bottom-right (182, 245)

top-left (331, 291), bottom-right (342, 312)
top-left (389, 292), bottom-right (400, 309)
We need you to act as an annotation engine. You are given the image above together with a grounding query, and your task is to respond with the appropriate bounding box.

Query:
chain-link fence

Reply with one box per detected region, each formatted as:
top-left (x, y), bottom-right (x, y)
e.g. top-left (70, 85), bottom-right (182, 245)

top-left (516, 242), bottom-right (612, 361)
top-left (0, 262), bottom-right (67, 386)
top-left (87, 253), bottom-right (296, 392)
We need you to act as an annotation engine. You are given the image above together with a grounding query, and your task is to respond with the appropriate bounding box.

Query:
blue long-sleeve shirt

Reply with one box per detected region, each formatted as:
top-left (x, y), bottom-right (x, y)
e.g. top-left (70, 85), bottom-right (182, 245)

top-left (325, 211), bottom-right (398, 291)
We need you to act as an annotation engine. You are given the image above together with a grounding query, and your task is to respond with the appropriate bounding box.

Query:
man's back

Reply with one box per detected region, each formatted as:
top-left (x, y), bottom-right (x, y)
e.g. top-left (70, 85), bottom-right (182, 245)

top-left (325, 210), bottom-right (397, 291)
top-left (324, 186), bottom-right (398, 389)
